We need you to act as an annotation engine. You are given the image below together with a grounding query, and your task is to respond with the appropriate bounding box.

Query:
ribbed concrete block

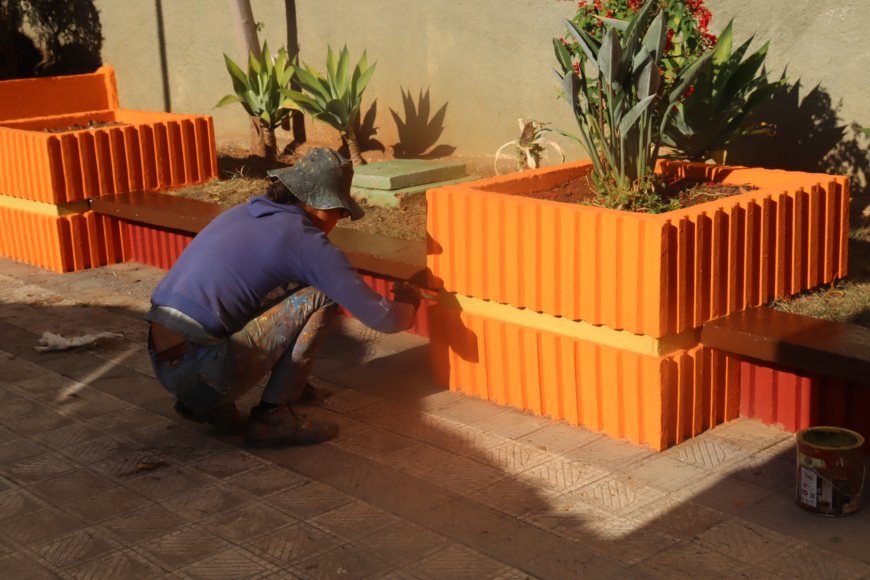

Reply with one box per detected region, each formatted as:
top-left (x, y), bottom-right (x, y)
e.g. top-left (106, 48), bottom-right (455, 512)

top-left (427, 161), bottom-right (850, 338)
top-left (0, 66), bottom-right (217, 204)
top-left (352, 159), bottom-right (466, 190)
top-left (0, 206), bottom-right (126, 273)
top-left (429, 301), bottom-right (741, 451)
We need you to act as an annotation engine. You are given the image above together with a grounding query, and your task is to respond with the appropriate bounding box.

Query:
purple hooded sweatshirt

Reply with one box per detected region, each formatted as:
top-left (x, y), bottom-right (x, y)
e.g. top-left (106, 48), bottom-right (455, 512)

top-left (148, 195), bottom-right (415, 338)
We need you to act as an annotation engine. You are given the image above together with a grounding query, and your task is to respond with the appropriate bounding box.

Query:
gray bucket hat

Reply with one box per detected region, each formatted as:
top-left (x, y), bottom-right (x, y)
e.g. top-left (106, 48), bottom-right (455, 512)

top-left (266, 148), bottom-right (364, 221)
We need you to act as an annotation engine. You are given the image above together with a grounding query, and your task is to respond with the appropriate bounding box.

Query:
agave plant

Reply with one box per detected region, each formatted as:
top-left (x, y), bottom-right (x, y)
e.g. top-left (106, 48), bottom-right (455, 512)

top-left (554, 1), bottom-right (711, 211)
top-left (216, 41), bottom-right (295, 161)
top-left (663, 20), bottom-right (785, 161)
top-left (284, 45), bottom-right (376, 165)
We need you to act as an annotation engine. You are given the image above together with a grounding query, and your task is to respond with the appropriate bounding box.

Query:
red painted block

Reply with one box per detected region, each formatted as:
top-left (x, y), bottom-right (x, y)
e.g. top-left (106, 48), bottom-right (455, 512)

top-left (738, 358), bottom-right (870, 447)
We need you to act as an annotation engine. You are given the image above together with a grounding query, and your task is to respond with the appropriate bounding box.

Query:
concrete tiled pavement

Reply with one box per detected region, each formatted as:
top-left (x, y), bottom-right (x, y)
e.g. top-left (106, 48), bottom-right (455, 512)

top-left (1, 256), bottom-right (869, 579)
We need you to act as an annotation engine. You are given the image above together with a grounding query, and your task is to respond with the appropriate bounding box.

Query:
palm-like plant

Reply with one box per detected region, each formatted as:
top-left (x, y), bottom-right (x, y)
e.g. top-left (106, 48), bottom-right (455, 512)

top-left (216, 41), bottom-right (295, 161)
top-left (663, 21), bottom-right (785, 161)
top-left (554, 1), bottom-right (711, 210)
top-left (284, 45), bottom-right (376, 165)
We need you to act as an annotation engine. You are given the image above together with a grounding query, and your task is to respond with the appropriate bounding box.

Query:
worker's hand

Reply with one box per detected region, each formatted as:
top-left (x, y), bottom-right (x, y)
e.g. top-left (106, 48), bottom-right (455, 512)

top-left (391, 281), bottom-right (421, 311)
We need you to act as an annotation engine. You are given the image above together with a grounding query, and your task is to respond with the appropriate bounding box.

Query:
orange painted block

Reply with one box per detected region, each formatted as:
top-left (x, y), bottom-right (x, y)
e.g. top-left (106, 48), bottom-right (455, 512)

top-left (0, 206), bottom-right (126, 272)
top-left (427, 161), bottom-right (850, 338)
top-left (0, 109), bottom-right (218, 203)
top-left (429, 302), bottom-right (741, 450)
top-left (0, 66), bottom-right (118, 123)
top-left (0, 66), bottom-right (218, 203)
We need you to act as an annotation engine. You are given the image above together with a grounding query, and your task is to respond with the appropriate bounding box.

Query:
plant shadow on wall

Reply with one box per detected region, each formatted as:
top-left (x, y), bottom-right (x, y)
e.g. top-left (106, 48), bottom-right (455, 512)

top-left (390, 87), bottom-right (456, 160)
top-left (0, 0), bottom-right (103, 80)
top-left (727, 82), bottom-right (870, 291)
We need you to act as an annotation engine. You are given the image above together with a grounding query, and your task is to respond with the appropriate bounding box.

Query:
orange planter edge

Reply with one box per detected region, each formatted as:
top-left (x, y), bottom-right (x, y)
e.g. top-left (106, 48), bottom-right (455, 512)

top-left (0, 206), bottom-right (128, 273)
top-left (426, 161), bottom-right (850, 337)
top-left (429, 301), bottom-right (741, 450)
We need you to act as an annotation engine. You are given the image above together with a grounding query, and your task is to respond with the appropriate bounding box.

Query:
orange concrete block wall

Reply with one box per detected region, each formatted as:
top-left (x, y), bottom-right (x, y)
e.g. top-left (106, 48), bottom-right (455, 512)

top-left (428, 304), bottom-right (741, 450)
top-left (0, 67), bottom-right (119, 122)
top-left (0, 207), bottom-right (127, 273)
top-left (426, 161), bottom-right (850, 337)
top-left (0, 110), bottom-right (217, 204)
top-left (0, 66), bottom-right (217, 271)
top-left (0, 66), bottom-right (218, 203)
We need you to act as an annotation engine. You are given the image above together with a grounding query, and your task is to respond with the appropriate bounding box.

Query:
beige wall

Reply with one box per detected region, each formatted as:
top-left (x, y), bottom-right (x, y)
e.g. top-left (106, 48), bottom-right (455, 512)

top-left (97, 0), bottom-right (869, 181)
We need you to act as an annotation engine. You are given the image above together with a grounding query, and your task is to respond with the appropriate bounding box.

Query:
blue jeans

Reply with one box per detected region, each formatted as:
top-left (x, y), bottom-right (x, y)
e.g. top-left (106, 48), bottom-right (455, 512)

top-left (149, 286), bottom-right (337, 412)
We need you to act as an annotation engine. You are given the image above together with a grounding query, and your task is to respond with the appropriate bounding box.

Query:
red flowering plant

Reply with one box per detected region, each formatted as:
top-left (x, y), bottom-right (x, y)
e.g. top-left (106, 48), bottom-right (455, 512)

top-left (568, 0), bottom-right (716, 97)
top-left (554, 0), bottom-right (711, 211)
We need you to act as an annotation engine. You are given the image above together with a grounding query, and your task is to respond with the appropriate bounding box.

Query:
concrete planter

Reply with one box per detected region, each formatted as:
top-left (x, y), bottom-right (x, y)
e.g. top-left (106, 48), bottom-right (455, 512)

top-left (426, 161), bottom-right (850, 449)
top-left (427, 160), bottom-right (849, 337)
top-left (0, 66), bottom-right (217, 271)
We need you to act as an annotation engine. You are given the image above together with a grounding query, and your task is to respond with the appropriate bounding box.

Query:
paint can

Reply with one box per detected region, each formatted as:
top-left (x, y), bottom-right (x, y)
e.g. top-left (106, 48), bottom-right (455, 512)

top-left (796, 426), bottom-right (865, 516)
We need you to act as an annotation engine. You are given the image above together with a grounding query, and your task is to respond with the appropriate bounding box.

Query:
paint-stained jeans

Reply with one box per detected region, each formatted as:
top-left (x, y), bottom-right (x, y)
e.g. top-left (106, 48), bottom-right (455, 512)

top-left (150, 286), bottom-right (337, 412)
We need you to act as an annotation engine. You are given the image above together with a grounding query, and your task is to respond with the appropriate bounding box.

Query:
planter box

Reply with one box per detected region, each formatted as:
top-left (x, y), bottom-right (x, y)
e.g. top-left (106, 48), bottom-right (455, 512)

top-left (429, 299), bottom-right (741, 450)
top-left (0, 109), bottom-right (217, 204)
top-left (426, 160), bottom-right (849, 448)
top-left (0, 205), bottom-right (127, 272)
top-left (427, 161), bottom-right (849, 337)
top-left (0, 67), bottom-right (217, 272)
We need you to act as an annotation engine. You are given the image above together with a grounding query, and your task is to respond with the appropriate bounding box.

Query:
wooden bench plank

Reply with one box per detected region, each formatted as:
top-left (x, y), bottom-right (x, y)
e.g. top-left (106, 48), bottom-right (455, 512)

top-left (90, 191), bottom-right (428, 284)
top-left (701, 307), bottom-right (870, 384)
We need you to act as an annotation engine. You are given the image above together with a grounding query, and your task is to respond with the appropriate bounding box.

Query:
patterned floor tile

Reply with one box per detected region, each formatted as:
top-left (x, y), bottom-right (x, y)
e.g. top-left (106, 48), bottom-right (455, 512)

top-left (3, 507), bottom-right (86, 547)
top-left (571, 473), bottom-right (666, 515)
top-left (226, 464), bottom-right (308, 497)
top-left (247, 522), bottom-right (341, 566)
top-left (190, 450), bottom-right (267, 480)
top-left (123, 465), bottom-right (212, 501)
top-left (420, 455), bottom-right (505, 496)
top-left (516, 457), bottom-right (610, 494)
top-left (161, 484), bottom-right (248, 522)
top-left (2, 452), bottom-right (78, 484)
top-left (353, 520), bottom-right (447, 566)
top-left (202, 502), bottom-right (293, 543)
top-left (35, 528), bottom-right (119, 569)
top-left (409, 543), bottom-right (509, 580)
top-left (180, 546), bottom-right (278, 579)
top-left (761, 542), bottom-right (870, 579)
top-left (309, 500), bottom-right (401, 541)
top-left (142, 523), bottom-right (232, 569)
top-left (32, 421), bottom-right (105, 450)
top-left (634, 541), bottom-right (752, 579)
top-left (63, 486), bottom-right (153, 523)
top-left (292, 545), bottom-right (392, 580)
top-left (0, 488), bottom-right (46, 522)
top-left (0, 552), bottom-right (58, 579)
top-left (695, 517), bottom-right (795, 564)
top-left (27, 468), bottom-right (117, 505)
top-left (100, 502), bottom-right (184, 545)
top-left (270, 481), bottom-right (354, 521)
top-left (65, 548), bottom-right (170, 579)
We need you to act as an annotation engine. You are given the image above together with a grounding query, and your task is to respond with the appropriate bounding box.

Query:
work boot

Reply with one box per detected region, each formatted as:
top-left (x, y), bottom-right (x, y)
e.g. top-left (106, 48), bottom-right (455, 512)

top-left (246, 403), bottom-right (339, 448)
top-left (174, 400), bottom-right (246, 435)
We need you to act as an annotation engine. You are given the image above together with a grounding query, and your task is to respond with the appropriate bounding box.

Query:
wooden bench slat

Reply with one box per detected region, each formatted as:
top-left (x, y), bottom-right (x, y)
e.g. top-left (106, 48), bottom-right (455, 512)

top-left (90, 191), bottom-right (429, 285)
top-left (701, 307), bottom-right (870, 384)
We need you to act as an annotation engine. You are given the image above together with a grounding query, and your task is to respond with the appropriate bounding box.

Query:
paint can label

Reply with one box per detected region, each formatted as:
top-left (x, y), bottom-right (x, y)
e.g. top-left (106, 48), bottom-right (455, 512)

top-left (799, 466), bottom-right (818, 508)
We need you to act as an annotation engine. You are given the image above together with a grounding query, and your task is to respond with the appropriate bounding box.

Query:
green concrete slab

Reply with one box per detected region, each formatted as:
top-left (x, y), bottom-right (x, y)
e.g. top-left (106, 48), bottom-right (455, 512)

top-left (351, 159), bottom-right (467, 190)
top-left (352, 175), bottom-right (480, 208)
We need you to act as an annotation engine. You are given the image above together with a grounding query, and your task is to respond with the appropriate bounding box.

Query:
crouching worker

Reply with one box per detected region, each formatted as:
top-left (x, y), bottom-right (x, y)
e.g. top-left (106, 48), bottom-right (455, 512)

top-left (146, 148), bottom-right (419, 447)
